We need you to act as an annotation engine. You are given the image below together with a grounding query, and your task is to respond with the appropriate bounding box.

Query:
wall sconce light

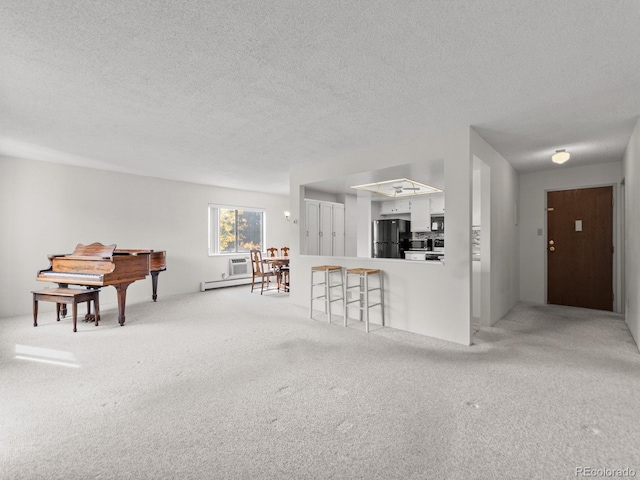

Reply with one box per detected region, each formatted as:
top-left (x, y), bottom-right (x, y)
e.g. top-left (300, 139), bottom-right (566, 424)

top-left (284, 210), bottom-right (297, 224)
top-left (552, 149), bottom-right (570, 164)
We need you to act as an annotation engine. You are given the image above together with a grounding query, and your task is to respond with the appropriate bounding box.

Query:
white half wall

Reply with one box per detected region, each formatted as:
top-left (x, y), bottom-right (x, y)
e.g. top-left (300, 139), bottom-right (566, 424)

top-left (291, 127), bottom-right (475, 345)
top-left (0, 156), bottom-right (290, 318)
top-left (519, 161), bottom-right (623, 309)
top-left (623, 117), bottom-right (640, 346)
top-left (290, 127), bottom-right (520, 344)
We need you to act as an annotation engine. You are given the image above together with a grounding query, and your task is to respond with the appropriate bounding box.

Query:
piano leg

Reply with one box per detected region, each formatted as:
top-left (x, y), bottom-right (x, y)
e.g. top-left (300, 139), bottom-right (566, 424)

top-left (33, 294), bottom-right (38, 327)
top-left (84, 297), bottom-right (92, 322)
top-left (94, 293), bottom-right (100, 326)
top-left (84, 287), bottom-right (97, 322)
top-left (57, 283), bottom-right (69, 318)
top-left (151, 270), bottom-right (160, 302)
top-left (114, 282), bottom-right (133, 326)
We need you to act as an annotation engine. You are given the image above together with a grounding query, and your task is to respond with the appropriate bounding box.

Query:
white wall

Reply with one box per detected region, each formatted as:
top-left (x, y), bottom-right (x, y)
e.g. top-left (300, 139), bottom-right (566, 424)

top-left (0, 156), bottom-right (290, 318)
top-left (338, 193), bottom-right (358, 257)
top-left (623, 118), bottom-right (640, 346)
top-left (519, 162), bottom-right (623, 309)
top-left (289, 127), bottom-right (519, 345)
top-left (470, 130), bottom-right (520, 326)
top-left (304, 189), bottom-right (338, 203)
top-left (356, 195), bottom-right (372, 257)
top-left (292, 127), bottom-right (479, 345)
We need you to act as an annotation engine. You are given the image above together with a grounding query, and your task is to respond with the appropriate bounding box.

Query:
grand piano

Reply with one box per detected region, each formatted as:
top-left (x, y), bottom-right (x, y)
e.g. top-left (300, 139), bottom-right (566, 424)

top-left (37, 243), bottom-right (167, 326)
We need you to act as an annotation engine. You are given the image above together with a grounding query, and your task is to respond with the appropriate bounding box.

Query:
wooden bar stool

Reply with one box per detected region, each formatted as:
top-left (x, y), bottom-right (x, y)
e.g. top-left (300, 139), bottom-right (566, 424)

top-left (32, 287), bottom-right (101, 332)
top-left (344, 268), bottom-right (384, 333)
top-left (310, 265), bottom-right (344, 324)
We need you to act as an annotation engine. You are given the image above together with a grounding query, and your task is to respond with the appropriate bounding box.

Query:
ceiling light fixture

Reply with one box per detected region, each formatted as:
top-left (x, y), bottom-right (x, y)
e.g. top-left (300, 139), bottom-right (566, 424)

top-left (350, 178), bottom-right (442, 197)
top-left (552, 149), bottom-right (570, 164)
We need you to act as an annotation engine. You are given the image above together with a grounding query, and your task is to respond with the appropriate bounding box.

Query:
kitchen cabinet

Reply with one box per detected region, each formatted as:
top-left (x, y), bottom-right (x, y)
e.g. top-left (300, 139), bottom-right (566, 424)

top-left (332, 204), bottom-right (345, 256)
top-left (410, 197), bottom-right (431, 232)
top-left (430, 194), bottom-right (445, 214)
top-left (319, 202), bottom-right (333, 256)
top-left (305, 200), bottom-right (345, 256)
top-left (379, 201), bottom-right (394, 215)
top-left (380, 199), bottom-right (411, 215)
top-left (405, 251), bottom-right (426, 261)
top-left (305, 200), bottom-right (320, 255)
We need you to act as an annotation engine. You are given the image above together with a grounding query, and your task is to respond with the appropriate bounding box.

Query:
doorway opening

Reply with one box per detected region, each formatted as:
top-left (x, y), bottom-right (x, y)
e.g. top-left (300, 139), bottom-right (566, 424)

top-left (472, 156), bottom-right (491, 337)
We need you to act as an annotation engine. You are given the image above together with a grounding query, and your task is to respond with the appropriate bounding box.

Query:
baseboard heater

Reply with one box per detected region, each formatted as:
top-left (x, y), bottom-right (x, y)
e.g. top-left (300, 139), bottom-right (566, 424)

top-left (200, 276), bottom-right (259, 291)
top-left (200, 257), bottom-right (258, 291)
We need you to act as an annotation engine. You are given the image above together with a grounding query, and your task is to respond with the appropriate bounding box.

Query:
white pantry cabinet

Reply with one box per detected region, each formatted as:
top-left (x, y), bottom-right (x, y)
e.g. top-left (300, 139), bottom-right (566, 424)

top-left (305, 200), bottom-right (345, 256)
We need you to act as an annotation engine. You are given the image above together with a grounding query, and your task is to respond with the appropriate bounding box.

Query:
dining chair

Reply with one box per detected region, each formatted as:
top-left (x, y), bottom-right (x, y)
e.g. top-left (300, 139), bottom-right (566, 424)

top-left (250, 249), bottom-right (278, 294)
top-left (265, 248), bottom-right (280, 285)
top-left (278, 247), bottom-right (290, 290)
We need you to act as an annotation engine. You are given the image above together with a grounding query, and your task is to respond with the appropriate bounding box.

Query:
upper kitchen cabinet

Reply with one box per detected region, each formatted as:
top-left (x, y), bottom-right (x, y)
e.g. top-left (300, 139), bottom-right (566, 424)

top-left (380, 199), bottom-right (411, 215)
top-left (305, 199), bottom-right (345, 256)
top-left (410, 197), bottom-right (431, 231)
top-left (430, 194), bottom-right (445, 214)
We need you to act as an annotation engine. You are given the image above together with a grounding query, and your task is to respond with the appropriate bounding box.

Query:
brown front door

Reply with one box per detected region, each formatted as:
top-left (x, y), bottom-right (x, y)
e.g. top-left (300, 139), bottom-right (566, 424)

top-left (547, 186), bottom-right (613, 311)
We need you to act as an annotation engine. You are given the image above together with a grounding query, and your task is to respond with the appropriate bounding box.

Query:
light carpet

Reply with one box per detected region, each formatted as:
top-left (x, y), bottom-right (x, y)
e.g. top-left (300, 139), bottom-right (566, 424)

top-left (1, 287), bottom-right (639, 479)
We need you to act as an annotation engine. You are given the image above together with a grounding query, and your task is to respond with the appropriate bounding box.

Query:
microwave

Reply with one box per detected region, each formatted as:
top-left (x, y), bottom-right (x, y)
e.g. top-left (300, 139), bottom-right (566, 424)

top-left (431, 215), bottom-right (445, 233)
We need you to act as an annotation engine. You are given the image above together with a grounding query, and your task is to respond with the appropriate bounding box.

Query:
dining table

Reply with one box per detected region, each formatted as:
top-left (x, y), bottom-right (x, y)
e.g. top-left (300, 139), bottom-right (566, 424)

top-left (265, 256), bottom-right (290, 292)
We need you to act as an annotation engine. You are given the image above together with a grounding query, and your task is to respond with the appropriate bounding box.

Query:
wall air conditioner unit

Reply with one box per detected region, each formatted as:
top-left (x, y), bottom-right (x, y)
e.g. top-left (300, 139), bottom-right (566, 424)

top-left (229, 258), bottom-right (249, 277)
top-left (200, 257), bottom-right (254, 291)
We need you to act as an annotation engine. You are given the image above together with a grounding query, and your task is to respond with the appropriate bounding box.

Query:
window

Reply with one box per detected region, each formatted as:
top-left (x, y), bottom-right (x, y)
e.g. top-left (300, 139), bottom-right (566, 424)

top-left (209, 205), bottom-right (265, 255)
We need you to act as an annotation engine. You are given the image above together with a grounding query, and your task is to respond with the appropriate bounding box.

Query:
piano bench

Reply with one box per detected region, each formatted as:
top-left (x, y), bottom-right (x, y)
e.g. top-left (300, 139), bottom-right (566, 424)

top-left (32, 288), bottom-right (101, 333)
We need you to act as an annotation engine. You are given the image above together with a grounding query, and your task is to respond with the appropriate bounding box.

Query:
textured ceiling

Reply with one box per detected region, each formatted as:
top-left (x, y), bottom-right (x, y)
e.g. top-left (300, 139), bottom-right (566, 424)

top-left (1, 1), bottom-right (639, 195)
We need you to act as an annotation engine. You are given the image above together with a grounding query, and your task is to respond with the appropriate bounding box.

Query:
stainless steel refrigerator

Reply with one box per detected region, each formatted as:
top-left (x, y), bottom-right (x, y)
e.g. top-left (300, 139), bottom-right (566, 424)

top-left (372, 219), bottom-right (411, 258)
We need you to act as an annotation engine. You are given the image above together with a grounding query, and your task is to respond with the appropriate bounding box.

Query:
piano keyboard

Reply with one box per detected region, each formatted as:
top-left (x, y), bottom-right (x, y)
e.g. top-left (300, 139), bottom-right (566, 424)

top-left (42, 271), bottom-right (101, 278)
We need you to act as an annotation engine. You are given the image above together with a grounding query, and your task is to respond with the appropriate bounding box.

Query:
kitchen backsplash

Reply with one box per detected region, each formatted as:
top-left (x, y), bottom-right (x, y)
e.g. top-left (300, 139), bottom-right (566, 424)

top-left (413, 232), bottom-right (444, 241)
top-left (472, 227), bottom-right (481, 254)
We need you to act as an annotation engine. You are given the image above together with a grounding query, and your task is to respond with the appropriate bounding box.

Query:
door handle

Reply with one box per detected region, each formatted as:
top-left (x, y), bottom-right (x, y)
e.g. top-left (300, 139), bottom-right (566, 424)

top-left (549, 240), bottom-right (555, 245)
top-left (549, 246), bottom-right (556, 252)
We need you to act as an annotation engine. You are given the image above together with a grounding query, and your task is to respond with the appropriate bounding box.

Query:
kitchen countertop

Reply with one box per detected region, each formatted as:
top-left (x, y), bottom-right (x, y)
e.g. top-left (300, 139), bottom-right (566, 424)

top-left (405, 250), bottom-right (445, 264)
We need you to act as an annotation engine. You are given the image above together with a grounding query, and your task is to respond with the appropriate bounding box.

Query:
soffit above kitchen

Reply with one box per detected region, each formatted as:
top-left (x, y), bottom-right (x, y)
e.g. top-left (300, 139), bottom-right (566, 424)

top-left (304, 159), bottom-right (445, 199)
